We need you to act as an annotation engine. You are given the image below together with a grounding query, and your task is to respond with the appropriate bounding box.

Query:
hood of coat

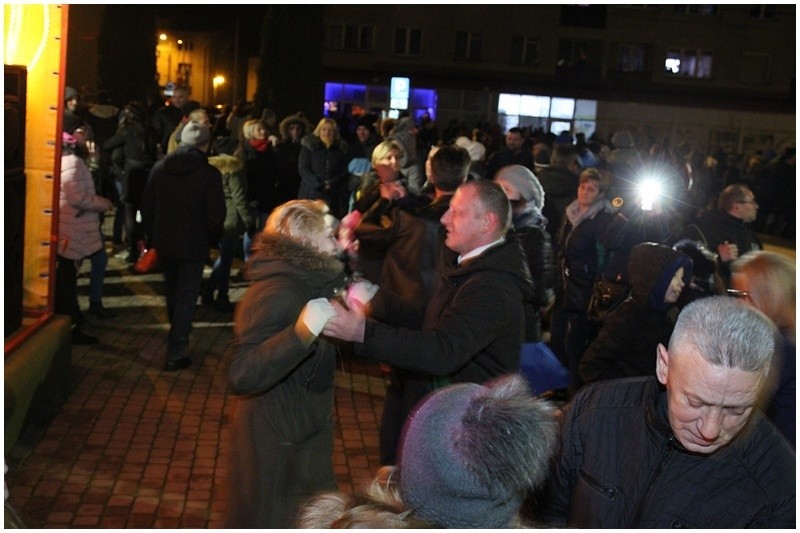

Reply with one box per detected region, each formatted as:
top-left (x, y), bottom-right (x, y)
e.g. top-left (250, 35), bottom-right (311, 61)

top-left (88, 103), bottom-right (120, 120)
top-left (208, 153), bottom-right (244, 175)
top-left (628, 243), bottom-right (692, 311)
top-left (245, 232), bottom-right (347, 289)
top-left (278, 113), bottom-right (313, 141)
top-left (300, 132), bottom-right (348, 153)
top-left (445, 238), bottom-right (536, 303)
top-left (163, 147), bottom-right (209, 176)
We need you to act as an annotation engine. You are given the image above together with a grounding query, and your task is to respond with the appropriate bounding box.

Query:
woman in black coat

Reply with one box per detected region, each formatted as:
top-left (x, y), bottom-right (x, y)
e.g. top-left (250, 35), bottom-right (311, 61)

top-left (298, 118), bottom-right (350, 218)
top-left (548, 168), bottom-right (614, 394)
top-left (494, 165), bottom-right (556, 343)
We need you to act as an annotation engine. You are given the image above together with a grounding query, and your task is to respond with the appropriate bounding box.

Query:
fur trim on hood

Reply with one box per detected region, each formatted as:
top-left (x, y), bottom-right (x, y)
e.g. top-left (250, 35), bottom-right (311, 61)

top-left (278, 113), bottom-right (313, 141)
top-left (244, 232), bottom-right (345, 282)
top-left (208, 153), bottom-right (244, 174)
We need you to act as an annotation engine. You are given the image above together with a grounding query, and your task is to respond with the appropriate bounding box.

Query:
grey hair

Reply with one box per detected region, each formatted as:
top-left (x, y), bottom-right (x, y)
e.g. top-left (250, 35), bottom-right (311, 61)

top-left (669, 296), bottom-right (776, 376)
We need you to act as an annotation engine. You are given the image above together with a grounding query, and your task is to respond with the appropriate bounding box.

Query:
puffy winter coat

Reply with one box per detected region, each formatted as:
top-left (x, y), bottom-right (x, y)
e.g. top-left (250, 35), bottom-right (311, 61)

top-left (58, 154), bottom-right (113, 259)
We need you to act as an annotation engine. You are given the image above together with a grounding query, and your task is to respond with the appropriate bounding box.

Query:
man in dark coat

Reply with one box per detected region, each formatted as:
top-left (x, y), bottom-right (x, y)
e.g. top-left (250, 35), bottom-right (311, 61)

top-left (354, 144), bottom-right (471, 465)
top-left (676, 183), bottom-right (762, 287)
top-left (141, 121), bottom-right (226, 371)
top-left (539, 296), bottom-right (795, 528)
top-left (324, 179), bottom-right (535, 455)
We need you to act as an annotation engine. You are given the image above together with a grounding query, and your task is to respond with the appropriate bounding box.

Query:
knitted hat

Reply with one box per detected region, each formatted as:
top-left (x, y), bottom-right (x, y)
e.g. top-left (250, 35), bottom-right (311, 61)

top-left (65, 86), bottom-right (78, 102)
top-left (398, 374), bottom-right (556, 528)
top-left (494, 165), bottom-right (545, 209)
top-left (180, 120), bottom-right (211, 148)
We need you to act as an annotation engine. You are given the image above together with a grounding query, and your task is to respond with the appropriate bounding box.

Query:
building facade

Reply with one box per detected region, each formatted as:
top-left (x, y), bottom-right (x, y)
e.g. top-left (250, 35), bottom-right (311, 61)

top-left (320, 4), bottom-right (795, 154)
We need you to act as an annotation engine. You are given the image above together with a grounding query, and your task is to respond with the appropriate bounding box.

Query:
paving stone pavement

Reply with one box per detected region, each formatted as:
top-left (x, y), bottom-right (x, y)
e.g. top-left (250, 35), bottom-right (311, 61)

top-left (5, 241), bottom-right (389, 528)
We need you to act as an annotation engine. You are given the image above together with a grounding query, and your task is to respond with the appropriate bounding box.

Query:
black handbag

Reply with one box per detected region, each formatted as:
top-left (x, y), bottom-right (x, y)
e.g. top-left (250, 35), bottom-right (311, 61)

top-left (587, 280), bottom-right (630, 324)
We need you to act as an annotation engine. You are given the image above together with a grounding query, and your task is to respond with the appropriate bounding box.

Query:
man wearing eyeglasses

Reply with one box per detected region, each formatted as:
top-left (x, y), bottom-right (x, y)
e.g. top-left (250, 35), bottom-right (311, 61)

top-left (676, 183), bottom-right (762, 287)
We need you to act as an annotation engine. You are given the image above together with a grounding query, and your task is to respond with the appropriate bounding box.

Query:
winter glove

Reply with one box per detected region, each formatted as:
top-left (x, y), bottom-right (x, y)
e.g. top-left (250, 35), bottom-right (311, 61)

top-left (296, 297), bottom-right (336, 339)
top-left (346, 279), bottom-right (378, 308)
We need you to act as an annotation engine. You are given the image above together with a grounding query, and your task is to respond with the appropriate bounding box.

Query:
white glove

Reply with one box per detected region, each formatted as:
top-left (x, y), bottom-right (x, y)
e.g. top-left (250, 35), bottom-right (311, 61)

top-left (298, 298), bottom-right (336, 337)
top-left (346, 279), bottom-right (379, 308)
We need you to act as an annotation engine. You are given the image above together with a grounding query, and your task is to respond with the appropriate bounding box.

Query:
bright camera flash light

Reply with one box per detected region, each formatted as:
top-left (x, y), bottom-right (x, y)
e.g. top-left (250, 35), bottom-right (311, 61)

top-left (638, 179), bottom-right (662, 211)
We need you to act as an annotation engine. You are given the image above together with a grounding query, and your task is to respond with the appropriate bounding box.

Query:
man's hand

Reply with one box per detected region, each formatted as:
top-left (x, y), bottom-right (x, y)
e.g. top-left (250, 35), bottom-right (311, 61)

top-left (717, 241), bottom-right (739, 262)
top-left (322, 299), bottom-right (366, 343)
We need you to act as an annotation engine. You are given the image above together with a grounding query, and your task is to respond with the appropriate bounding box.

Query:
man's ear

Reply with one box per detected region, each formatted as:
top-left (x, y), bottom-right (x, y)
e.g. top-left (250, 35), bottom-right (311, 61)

top-left (656, 343), bottom-right (669, 385)
top-left (482, 210), bottom-right (497, 233)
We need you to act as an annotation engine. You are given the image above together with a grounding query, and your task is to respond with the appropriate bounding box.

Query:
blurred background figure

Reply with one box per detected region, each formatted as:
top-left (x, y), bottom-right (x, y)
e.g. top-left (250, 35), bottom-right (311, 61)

top-left (730, 251), bottom-right (795, 448)
top-left (298, 118), bottom-right (350, 219)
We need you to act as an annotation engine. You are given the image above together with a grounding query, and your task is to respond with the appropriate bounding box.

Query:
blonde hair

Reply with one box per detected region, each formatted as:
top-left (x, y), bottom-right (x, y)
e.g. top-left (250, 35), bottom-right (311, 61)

top-left (371, 139), bottom-right (404, 167)
top-left (296, 465), bottom-right (532, 528)
top-left (731, 251), bottom-right (796, 333)
top-left (264, 199), bottom-right (330, 245)
top-left (241, 118), bottom-right (263, 141)
top-left (312, 117), bottom-right (339, 140)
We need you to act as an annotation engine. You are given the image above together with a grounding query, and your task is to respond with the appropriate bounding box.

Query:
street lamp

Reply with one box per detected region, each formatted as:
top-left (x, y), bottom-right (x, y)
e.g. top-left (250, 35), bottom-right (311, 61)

top-left (212, 75), bottom-right (225, 105)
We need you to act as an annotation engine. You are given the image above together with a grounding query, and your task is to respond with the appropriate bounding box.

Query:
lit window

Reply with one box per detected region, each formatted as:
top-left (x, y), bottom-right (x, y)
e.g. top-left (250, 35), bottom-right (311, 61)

top-left (665, 49), bottom-right (713, 79)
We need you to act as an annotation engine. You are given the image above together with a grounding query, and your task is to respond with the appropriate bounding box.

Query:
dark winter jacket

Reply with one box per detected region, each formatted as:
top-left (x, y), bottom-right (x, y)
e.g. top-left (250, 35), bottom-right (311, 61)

top-left (361, 237), bottom-right (534, 386)
top-left (242, 140), bottom-right (280, 215)
top-left (226, 233), bottom-right (348, 528)
top-left (579, 244), bottom-right (692, 384)
top-left (510, 207), bottom-right (556, 342)
top-left (102, 122), bottom-right (157, 204)
top-left (555, 199), bottom-right (614, 313)
top-left (356, 194), bottom-right (451, 325)
top-left (141, 147), bottom-right (225, 260)
top-left (298, 133), bottom-right (350, 217)
top-left (540, 376), bottom-right (796, 528)
top-left (677, 210), bottom-right (762, 286)
top-left (536, 165), bottom-right (579, 240)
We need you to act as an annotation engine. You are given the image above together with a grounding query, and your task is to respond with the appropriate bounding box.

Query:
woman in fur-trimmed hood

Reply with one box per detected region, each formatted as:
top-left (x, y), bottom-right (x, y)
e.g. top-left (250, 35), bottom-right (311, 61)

top-left (226, 199), bottom-right (348, 528)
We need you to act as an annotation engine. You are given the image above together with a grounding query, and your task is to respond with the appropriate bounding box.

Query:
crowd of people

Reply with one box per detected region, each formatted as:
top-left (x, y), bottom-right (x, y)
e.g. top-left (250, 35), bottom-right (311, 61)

top-left (55, 84), bottom-right (795, 528)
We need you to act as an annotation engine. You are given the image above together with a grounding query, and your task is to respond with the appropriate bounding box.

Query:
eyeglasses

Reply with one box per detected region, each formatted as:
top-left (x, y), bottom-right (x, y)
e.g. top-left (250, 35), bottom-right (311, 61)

top-left (726, 288), bottom-right (750, 299)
